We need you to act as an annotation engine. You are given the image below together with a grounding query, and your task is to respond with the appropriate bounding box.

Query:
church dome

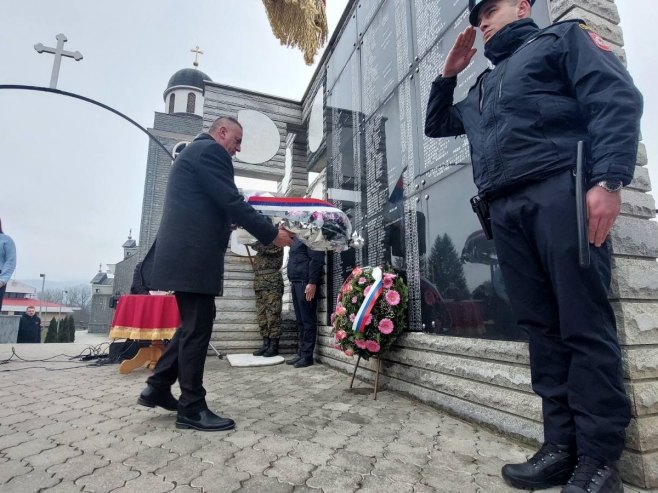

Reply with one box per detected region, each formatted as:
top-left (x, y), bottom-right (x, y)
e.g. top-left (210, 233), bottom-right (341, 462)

top-left (164, 68), bottom-right (212, 99)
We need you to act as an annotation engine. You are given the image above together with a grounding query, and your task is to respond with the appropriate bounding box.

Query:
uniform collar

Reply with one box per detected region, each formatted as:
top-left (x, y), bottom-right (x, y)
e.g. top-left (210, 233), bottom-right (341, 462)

top-left (484, 18), bottom-right (539, 65)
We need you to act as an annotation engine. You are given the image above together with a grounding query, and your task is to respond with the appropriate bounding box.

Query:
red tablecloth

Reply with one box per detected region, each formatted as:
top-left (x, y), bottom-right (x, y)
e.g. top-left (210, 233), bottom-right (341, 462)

top-left (109, 295), bottom-right (180, 340)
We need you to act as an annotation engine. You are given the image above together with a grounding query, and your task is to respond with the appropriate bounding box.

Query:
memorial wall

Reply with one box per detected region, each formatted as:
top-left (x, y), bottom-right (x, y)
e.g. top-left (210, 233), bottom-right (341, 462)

top-left (308, 0), bottom-right (550, 340)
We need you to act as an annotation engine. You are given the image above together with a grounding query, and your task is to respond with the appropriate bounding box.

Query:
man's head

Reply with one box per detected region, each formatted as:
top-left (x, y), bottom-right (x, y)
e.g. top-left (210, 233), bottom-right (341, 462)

top-left (26, 306), bottom-right (36, 316)
top-left (209, 116), bottom-right (243, 156)
top-left (469, 0), bottom-right (533, 42)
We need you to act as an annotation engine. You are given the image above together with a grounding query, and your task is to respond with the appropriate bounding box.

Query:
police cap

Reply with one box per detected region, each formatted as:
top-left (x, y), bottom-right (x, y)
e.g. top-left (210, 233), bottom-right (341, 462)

top-left (468, 0), bottom-right (535, 27)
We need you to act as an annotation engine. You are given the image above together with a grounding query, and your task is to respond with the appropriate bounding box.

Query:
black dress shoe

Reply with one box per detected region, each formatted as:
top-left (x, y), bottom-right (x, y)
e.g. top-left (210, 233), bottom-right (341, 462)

top-left (286, 355), bottom-right (302, 365)
top-left (294, 358), bottom-right (314, 368)
top-left (561, 456), bottom-right (623, 493)
top-left (176, 409), bottom-right (235, 432)
top-left (502, 443), bottom-right (576, 490)
top-left (137, 385), bottom-right (178, 411)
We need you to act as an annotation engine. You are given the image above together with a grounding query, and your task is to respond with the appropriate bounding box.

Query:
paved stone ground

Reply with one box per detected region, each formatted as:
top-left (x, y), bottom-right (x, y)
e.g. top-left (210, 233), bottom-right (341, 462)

top-left (0, 339), bottom-right (649, 492)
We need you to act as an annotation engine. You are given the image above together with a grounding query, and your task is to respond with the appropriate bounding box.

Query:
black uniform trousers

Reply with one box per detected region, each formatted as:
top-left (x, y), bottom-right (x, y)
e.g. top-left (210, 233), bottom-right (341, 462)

top-left (0, 283), bottom-right (6, 312)
top-left (489, 171), bottom-right (630, 462)
top-left (147, 291), bottom-right (215, 413)
top-left (290, 281), bottom-right (318, 360)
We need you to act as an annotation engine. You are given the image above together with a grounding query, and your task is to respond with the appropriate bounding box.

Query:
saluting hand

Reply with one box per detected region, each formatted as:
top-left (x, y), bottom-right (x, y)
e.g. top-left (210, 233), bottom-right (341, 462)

top-left (586, 186), bottom-right (621, 247)
top-left (443, 26), bottom-right (477, 78)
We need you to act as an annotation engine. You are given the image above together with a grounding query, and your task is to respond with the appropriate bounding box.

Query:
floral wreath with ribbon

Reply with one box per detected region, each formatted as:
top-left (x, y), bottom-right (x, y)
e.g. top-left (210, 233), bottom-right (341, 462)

top-left (331, 266), bottom-right (408, 359)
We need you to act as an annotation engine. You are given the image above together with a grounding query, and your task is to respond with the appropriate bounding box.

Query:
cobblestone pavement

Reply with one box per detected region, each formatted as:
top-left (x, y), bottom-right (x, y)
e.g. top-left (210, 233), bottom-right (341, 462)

top-left (0, 341), bottom-right (648, 492)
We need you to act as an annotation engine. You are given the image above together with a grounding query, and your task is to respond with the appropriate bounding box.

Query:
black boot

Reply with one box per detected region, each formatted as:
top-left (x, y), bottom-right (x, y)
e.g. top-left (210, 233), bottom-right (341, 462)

top-left (253, 337), bottom-right (270, 356)
top-left (137, 384), bottom-right (179, 411)
top-left (286, 354), bottom-right (302, 365)
top-left (176, 408), bottom-right (235, 432)
top-left (502, 443), bottom-right (576, 490)
top-left (561, 456), bottom-right (623, 493)
top-left (263, 338), bottom-right (279, 357)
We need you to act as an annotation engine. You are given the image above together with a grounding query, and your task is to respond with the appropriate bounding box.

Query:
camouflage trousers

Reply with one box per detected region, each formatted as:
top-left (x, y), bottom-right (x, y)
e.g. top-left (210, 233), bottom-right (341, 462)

top-left (255, 289), bottom-right (283, 338)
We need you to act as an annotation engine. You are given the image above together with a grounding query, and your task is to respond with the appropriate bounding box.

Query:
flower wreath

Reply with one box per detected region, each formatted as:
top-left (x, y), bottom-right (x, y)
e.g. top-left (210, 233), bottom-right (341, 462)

top-left (331, 266), bottom-right (408, 359)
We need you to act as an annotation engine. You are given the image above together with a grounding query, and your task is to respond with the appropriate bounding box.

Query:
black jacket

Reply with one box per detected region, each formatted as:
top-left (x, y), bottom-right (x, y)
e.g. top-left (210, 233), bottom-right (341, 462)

top-left (17, 312), bottom-right (41, 343)
top-left (286, 238), bottom-right (324, 284)
top-left (425, 19), bottom-right (642, 198)
top-left (143, 133), bottom-right (278, 295)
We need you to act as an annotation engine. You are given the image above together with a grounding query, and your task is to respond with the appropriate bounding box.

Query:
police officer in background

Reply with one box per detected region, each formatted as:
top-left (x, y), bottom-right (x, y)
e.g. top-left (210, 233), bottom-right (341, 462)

top-left (251, 241), bottom-right (284, 357)
top-left (425, 1), bottom-right (642, 492)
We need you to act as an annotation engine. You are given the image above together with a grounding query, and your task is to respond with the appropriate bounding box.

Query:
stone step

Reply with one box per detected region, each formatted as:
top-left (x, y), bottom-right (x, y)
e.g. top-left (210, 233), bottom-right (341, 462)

top-left (212, 331), bottom-right (297, 341)
top-left (222, 279), bottom-right (257, 289)
top-left (221, 287), bottom-right (256, 299)
top-left (208, 339), bottom-right (297, 352)
top-left (214, 299), bottom-right (256, 311)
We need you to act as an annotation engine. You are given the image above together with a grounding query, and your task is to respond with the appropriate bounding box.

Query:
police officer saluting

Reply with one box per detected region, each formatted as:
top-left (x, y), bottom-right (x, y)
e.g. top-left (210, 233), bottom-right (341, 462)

top-left (425, 1), bottom-right (642, 492)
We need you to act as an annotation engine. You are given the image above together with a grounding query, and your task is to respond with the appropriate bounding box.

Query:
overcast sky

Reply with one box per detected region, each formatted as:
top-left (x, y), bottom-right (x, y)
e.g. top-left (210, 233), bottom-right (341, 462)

top-left (1, 0), bottom-right (654, 284)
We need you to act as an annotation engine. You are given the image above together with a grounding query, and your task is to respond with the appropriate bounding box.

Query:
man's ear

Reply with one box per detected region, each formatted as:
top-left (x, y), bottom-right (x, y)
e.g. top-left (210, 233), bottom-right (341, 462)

top-left (518, 0), bottom-right (531, 18)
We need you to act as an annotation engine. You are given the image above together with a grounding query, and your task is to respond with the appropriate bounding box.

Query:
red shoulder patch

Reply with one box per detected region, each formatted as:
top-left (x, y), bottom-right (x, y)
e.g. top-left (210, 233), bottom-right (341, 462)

top-left (587, 31), bottom-right (612, 52)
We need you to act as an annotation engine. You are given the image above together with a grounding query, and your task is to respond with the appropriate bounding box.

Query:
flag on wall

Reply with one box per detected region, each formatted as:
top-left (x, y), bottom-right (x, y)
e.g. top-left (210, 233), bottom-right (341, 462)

top-left (262, 0), bottom-right (328, 65)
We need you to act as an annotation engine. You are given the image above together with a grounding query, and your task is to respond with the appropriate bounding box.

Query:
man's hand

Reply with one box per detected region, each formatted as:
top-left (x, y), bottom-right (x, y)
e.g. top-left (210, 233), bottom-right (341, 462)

top-left (586, 185), bottom-right (621, 247)
top-left (272, 228), bottom-right (295, 247)
top-left (443, 26), bottom-right (477, 78)
top-left (305, 283), bottom-right (317, 302)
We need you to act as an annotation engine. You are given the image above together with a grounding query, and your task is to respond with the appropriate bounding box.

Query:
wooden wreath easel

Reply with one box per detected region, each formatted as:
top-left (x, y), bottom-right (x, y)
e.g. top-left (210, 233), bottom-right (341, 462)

top-left (349, 354), bottom-right (383, 400)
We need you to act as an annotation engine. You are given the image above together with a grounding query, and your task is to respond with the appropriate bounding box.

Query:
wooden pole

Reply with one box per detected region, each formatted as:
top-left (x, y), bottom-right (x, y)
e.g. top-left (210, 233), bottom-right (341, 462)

top-left (349, 354), bottom-right (361, 389)
top-left (373, 357), bottom-right (382, 400)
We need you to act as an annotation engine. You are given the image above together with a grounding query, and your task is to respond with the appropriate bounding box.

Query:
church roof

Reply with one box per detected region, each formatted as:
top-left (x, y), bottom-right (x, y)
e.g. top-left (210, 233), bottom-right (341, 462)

top-left (165, 68), bottom-right (212, 96)
top-left (122, 238), bottom-right (137, 248)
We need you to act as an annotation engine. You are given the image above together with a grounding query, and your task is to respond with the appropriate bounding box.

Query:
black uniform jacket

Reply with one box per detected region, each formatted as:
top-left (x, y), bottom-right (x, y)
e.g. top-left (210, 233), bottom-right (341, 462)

top-left (143, 133), bottom-right (278, 295)
top-left (425, 19), bottom-right (642, 198)
top-left (286, 238), bottom-right (324, 285)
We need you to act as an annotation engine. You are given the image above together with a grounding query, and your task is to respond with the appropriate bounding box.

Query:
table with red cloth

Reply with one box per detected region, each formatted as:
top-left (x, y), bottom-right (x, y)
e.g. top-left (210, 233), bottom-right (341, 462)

top-left (109, 294), bottom-right (180, 374)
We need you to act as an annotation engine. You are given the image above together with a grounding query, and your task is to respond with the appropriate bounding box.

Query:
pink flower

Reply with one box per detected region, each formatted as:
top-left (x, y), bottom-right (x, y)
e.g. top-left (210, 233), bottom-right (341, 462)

top-left (351, 296), bottom-right (358, 304)
top-left (352, 267), bottom-right (362, 276)
top-left (358, 277), bottom-right (367, 285)
top-left (382, 276), bottom-right (394, 289)
top-left (355, 339), bottom-right (367, 349)
top-left (385, 290), bottom-right (400, 306)
top-left (335, 330), bottom-right (347, 341)
top-left (349, 314), bottom-right (356, 322)
top-left (330, 313), bottom-right (337, 324)
top-left (344, 349), bottom-right (354, 357)
top-left (364, 314), bottom-right (372, 325)
top-left (365, 340), bottom-right (380, 353)
top-left (342, 283), bottom-right (353, 293)
top-left (336, 304), bottom-right (347, 316)
top-left (364, 285), bottom-right (372, 297)
top-left (378, 318), bottom-right (394, 334)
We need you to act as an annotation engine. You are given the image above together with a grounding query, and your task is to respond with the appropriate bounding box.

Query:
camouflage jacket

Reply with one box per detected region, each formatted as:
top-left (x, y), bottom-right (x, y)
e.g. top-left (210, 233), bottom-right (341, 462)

top-left (251, 242), bottom-right (283, 292)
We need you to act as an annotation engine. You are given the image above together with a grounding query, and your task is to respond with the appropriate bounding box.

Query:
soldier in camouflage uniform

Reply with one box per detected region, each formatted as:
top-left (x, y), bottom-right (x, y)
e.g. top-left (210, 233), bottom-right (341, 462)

top-left (251, 241), bottom-right (284, 357)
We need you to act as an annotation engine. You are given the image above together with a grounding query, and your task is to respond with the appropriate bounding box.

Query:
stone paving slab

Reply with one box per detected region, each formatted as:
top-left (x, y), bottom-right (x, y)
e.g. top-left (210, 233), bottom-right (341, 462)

top-left (0, 342), bottom-right (651, 492)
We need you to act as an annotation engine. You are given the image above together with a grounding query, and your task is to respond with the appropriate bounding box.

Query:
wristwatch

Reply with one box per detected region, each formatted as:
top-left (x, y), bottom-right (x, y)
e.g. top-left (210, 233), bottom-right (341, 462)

top-left (597, 180), bottom-right (623, 193)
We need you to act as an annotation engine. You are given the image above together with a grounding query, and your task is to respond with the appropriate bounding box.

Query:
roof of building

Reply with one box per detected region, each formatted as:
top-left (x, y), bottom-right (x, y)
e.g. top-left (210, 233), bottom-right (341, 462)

top-left (90, 272), bottom-right (110, 285)
top-left (164, 68), bottom-right (212, 96)
top-left (5, 279), bottom-right (37, 295)
top-left (1, 298), bottom-right (77, 314)
top-left (122, 238), bottom-right (137, 248)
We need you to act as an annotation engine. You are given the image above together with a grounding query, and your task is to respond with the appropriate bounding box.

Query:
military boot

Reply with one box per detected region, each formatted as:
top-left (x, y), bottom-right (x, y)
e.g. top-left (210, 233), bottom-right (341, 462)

top-left (502, 443), bottom-right (576, 490)
top-left (263, 338), bottom-right (279, 357)
top-left (561, 456), bottom-right (623, 493)
top-left (253, 337), bottom-right (270, 356)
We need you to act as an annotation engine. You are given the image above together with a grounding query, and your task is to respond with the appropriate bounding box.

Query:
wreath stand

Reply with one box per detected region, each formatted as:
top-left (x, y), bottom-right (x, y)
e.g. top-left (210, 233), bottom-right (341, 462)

top-left (349, 354), bottom-right (383, 400)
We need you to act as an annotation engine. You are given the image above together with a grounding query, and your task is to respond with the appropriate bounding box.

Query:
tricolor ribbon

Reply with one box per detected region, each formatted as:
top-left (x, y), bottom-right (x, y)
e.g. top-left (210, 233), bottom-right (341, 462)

top-left (352, 267), bottom-right (383, 334)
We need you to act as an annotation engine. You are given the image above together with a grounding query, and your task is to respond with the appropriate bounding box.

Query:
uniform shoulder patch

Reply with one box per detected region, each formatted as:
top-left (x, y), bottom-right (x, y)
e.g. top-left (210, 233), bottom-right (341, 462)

top-left (579, 23), bottom-right (612, 51)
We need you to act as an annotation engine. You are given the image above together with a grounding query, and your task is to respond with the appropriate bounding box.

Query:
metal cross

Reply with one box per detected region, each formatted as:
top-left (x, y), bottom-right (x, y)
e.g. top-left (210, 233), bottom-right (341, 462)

top-left (190, 45), bottom-right (204, 67)
top-left (34, 33), bottom-right (83, 89)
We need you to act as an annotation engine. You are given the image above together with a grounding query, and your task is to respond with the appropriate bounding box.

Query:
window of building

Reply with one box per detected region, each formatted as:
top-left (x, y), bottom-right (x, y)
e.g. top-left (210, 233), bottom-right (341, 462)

top-left (168, 94), bottom-right (175, 114)
top-left (186, 92), bottom-right (196, 113)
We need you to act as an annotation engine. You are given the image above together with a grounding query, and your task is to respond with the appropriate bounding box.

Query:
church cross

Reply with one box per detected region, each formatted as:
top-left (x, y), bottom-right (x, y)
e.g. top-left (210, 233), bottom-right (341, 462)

top-left (34, 33), bottom-right (83, 89)
top-left (191, 45), bottom-right (204, 67)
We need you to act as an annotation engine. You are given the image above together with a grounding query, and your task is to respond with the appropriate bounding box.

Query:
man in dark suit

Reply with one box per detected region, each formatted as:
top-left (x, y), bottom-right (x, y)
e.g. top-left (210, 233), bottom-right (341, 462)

top-left (138, 116), bottom-right (295, 431)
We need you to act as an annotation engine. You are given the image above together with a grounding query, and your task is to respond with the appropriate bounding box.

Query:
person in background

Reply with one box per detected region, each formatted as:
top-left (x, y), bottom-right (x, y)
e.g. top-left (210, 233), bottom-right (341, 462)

top-left (0, 218), bottom-right (17, 312)
top-left (286, 237), bottom-right (324, 368)
top-left (424, 1), bottom-right (642, 492)
top-left (17, 306), bottom-right (41, 343)
top-left (251, 240), bottom-right (284, 357)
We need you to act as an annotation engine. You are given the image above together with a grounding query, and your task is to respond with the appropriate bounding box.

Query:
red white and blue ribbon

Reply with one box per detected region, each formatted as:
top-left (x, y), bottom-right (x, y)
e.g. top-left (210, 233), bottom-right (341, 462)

top-left (352, 267), bottom-right (383, 333)
top-left (247, 196), bottom-right (339, 214)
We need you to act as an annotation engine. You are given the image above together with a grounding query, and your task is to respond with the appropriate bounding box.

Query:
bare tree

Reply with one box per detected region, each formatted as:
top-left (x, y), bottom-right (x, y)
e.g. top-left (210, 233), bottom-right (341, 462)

top-left (38, 288), bottom-right (65, 304)
top-left (66, 284), bottom-right (91, 309)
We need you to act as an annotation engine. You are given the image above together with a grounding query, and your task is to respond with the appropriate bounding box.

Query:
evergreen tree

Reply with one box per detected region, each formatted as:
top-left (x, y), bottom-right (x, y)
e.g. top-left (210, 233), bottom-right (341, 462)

top-left (68, 315), bottom-right (76, 343)
top-left (427, 233), bottom-right (470, 299)
top-left (44, 317), bottom-right (58, 343)
top-left (56, 317), bottom-right (67, 342)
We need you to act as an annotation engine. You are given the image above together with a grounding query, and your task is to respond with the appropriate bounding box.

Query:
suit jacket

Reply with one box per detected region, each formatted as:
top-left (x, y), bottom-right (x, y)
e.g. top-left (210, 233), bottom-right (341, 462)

top-left (143, 133), bottom-right (277, 295)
